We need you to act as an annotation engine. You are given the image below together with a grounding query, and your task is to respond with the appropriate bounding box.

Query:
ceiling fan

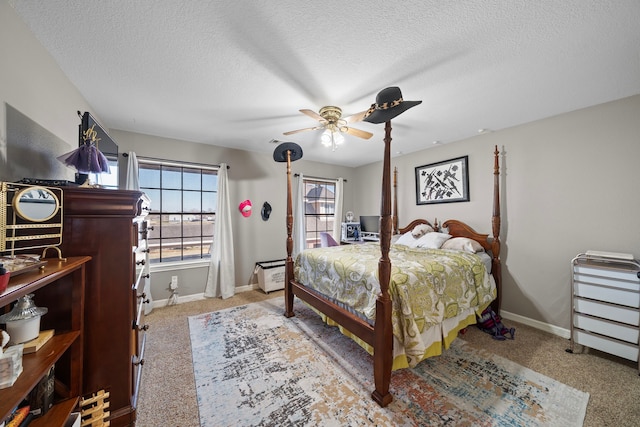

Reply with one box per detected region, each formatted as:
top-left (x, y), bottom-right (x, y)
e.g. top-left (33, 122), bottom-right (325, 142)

top-left (283, 106), bottom-right (373, 151)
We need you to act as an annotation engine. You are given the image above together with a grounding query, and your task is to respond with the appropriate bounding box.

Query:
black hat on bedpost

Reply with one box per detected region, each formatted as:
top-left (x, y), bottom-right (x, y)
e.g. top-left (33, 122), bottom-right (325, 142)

top-left (273, 142), bottom-right (303, 163)
top-left (363, 86), bottom-right (422, 124)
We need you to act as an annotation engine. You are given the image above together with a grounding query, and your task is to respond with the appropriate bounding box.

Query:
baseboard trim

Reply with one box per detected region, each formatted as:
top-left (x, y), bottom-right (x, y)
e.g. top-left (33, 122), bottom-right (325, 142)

top-left (151, 284), bottom-right (260, 309)
top-left (500, 310), bottom-right (570, 339)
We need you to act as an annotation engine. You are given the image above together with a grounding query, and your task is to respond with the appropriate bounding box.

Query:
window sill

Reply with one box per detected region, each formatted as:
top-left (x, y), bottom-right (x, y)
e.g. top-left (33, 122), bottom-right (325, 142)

top-left (149, 259), bottom-right (211, 273)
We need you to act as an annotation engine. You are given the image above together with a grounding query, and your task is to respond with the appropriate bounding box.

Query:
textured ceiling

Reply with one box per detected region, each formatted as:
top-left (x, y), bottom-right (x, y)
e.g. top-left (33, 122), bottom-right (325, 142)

top-left (9, 0), bottom-right (640, 167)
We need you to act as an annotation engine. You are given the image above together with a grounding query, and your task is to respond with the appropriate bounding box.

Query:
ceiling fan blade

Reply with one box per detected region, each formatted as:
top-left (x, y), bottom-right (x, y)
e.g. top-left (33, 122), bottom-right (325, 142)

top-left (343, 127), bottom-right (374, 140)
top-left (283, 126), bottom-right (323, 135)
top-left (299, 109), bottom-right (324, 121)
top-left (342, 109), bottom-right (368, 124)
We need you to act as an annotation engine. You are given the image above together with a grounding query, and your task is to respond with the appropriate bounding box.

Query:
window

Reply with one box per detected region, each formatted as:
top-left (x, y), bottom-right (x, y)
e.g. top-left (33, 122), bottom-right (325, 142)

top-left (138, 160), bottom-right (218, 263)
top-left (303, 178), bottom-right (335, 248)
top-left (89, 158), bottom-right (119, 190)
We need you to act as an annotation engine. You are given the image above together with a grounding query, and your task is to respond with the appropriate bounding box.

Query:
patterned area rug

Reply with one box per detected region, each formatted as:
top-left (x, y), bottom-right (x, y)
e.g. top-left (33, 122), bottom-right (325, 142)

top-left (188, 299), bottom-right (589, 426)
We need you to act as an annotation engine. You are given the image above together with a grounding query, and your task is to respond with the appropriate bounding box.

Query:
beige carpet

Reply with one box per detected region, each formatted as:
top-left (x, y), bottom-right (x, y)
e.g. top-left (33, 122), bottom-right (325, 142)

top-left (136, 290), bottom-right (639, 427)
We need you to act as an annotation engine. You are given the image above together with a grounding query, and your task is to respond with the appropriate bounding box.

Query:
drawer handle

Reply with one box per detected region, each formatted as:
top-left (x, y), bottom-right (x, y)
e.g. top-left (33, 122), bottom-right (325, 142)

top-left (148, 226), bottom-right (155, 231)
top-left (133, 357), bottom-right (145, 366)
top-left (136, 259), bottom-right (145, 266)
top-left (144, 274), bottom-right (150, 279)
top-left (141, 249), bottom-right (150, 253)
top-left (138, 324), bottom-right (149, 332)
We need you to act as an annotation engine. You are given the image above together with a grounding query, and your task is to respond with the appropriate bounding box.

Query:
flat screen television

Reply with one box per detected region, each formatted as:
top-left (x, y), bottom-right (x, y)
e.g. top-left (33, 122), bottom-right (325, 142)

top-left (359, 215), bottom-right (380, 234)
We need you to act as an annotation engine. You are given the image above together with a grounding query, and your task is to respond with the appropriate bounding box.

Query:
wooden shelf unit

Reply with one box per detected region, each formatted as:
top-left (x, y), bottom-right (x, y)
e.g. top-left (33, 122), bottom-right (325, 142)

top-left (0, 256), bottom-right (90, 426)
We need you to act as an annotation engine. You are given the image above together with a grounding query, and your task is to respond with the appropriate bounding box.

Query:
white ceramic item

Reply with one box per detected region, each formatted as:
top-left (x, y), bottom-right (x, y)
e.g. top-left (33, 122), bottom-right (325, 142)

top-left (6, 316), bottom-right (41, 344)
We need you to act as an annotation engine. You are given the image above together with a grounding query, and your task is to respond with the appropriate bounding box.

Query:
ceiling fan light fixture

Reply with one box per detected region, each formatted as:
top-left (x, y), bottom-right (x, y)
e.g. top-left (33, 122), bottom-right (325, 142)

top-left (320, 129), bottom-right (332, 147)
top-left (321, 129), bottom-right (344, 151)
top-left (284, 106), bottom-right (373, 141)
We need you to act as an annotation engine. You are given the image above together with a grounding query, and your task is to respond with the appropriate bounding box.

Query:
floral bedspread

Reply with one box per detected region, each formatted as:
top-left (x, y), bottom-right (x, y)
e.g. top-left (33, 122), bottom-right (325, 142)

top-left (294, 242), bottom-right (496, 366)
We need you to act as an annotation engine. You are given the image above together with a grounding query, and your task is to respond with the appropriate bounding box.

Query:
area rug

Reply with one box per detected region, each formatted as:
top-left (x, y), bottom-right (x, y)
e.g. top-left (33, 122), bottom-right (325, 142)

top-left (188, 299), bottom-right (589, 426)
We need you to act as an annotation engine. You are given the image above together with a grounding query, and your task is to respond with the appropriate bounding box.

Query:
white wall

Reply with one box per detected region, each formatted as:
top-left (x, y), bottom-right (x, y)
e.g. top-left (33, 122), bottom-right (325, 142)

top-left (354, 95), bottom-right (640, 329)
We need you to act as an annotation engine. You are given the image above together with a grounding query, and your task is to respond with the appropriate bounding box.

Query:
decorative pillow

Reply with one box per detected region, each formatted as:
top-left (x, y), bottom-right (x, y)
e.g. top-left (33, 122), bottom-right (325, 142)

top-left (395, 231), bottom-right (421, 247)
top-left (411, 223), bottom-right (434, 238)
top-left (415, 232), bottom-right (452, 249)
top-left (441, 237), bottom-right (485, 253)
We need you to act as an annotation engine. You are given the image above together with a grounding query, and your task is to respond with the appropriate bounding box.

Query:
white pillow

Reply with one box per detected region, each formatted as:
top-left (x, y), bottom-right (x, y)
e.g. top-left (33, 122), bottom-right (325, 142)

top-left (411, 223), bottom-right (434, 238)
top-left (441, 237), bottom-right (485, 253)
top-left (415, 232), bottom-right (452, 249)
top-left (395, 231), bottom-right (421, 248)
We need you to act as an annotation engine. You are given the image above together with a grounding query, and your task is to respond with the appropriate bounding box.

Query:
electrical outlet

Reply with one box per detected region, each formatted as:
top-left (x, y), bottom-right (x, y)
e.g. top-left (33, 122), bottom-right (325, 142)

top-left (170, 276), bottom-right (178, 290)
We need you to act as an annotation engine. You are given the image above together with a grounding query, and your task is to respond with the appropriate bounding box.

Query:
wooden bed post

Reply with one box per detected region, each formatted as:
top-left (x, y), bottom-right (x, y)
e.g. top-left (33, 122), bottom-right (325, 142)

top-left (372, 120), bottom-right (393, 407)
top-left (284, 148), bottom-right (295, 317)
top-left (273, 142), bottom-right (303, 318)
top-left (491, 145), bottom-right (502, 314)
top-left (393, 166), bottom-right (398, 235)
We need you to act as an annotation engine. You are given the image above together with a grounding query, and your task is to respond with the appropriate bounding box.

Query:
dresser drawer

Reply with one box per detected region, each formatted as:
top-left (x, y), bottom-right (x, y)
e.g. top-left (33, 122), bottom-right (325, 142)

top-left (132, 330), bottom-right (146, 410)
top-left (574, 264), bottom-right (639, 307)
top-left (574, 313), bottom-right (639, 344)
top-left (574, 297), bottom-right (640, 326)
top-left (574, 264), bottom-right (640, 284)
top-left (573, 329), bottom-right (639, 361)
top-left (573, 281), bottom-right (640, 308)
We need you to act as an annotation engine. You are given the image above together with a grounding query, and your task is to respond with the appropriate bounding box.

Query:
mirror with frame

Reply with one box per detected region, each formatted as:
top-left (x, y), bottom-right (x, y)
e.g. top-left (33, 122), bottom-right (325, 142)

top-left (1, 182), bottom-right (64, 261)
top-left (13, 186), bottom-right (60, 222)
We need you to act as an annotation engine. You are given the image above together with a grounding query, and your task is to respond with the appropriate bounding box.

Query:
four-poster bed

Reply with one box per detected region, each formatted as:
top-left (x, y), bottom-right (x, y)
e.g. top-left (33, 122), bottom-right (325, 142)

top-left (278, 88), bottom-right (502, 408)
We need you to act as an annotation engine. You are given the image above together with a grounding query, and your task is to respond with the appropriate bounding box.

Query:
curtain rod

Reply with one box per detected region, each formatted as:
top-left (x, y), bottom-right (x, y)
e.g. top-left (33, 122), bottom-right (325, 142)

top-left (122, 153), bottom-right (229, 169)
top-left (294, 173), bottom-right (347, 183)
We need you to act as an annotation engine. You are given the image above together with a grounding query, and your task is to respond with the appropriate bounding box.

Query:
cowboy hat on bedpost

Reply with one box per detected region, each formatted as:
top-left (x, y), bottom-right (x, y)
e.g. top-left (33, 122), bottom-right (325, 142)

top-left (363, 86), bottom-right (422, 124)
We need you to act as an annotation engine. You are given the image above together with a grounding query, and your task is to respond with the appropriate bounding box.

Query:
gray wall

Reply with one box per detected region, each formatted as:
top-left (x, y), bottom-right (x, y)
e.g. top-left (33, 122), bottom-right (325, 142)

top-left (113, 130), bottom-right (356, 301)
top-left (0, 0), bottom-right (93, 181)
top-left (3, 0), bottom-right (639, 330)
top-left (354, 95), bottom-right (640, 329)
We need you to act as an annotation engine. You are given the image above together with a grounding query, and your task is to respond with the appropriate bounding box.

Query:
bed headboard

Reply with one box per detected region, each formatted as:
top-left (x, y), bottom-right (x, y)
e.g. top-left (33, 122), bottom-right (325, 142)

top-left (396, 146), bottom-right (502, 313)
top-left (399, 218), bottom-right (493, 254)
top-left (398, 218), bottom-right (437, 234)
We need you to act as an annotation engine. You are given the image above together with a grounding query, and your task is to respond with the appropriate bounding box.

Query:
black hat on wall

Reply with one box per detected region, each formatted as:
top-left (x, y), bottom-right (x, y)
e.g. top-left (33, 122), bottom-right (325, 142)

top-left (261, 202), bottom-right (272, 221)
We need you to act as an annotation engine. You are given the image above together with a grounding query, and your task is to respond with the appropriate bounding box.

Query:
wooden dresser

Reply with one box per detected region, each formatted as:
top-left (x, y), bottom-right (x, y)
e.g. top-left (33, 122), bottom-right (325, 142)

top-left (61, 188), bottom-right (149, 426)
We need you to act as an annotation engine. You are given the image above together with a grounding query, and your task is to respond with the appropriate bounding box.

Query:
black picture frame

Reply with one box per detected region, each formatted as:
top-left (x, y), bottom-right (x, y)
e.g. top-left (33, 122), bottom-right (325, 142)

top-left (415, 155), bottom-right (469, 205)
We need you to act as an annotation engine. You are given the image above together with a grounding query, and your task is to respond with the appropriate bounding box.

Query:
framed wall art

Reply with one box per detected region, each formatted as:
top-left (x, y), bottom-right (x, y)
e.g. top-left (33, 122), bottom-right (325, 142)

top-left (415, 155), bottom-right (469, 205)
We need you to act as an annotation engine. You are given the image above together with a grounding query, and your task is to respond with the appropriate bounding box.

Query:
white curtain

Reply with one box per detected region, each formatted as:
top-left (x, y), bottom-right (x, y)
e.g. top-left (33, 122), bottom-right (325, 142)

top-left (125, 152), bottom-right (140, 190)
top-left (332, 178), bottom-right (344, 242)
top-left (293, 174), bottom-right (306, 258)
top-left (125, 152), bottom-right (154, 314)
top-left (205, 163), bottom-right (235, 299)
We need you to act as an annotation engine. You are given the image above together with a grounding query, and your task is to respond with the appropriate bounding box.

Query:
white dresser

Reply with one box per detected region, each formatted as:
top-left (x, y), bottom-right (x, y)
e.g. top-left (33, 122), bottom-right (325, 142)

top-left (569, 252), bottom-right (640, 372)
